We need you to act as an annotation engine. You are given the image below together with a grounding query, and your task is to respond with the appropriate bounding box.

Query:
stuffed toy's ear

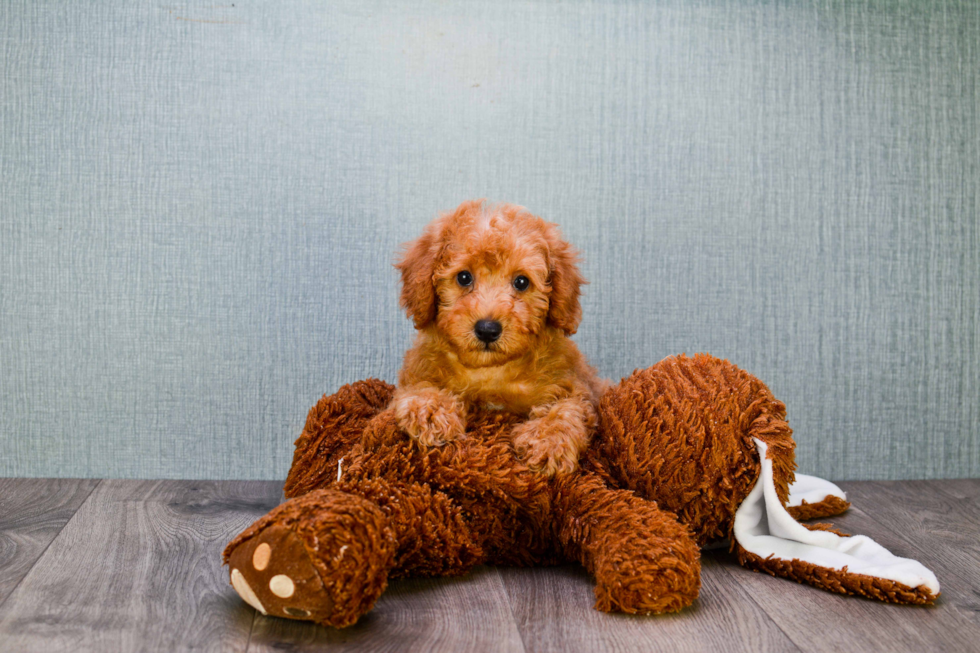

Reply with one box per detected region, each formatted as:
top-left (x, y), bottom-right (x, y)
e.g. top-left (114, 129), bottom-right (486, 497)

top-left (394, 223), bottom-right (442, 329)
top-left (734, 438), bottom-right (940, 604)
top-left (543, 223), bottom-right (586, 335)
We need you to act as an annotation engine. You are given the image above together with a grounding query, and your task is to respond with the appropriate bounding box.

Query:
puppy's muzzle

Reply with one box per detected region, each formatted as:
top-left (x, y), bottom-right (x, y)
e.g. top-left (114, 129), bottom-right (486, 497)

top-left (474, 319), bottom-right (502, 344)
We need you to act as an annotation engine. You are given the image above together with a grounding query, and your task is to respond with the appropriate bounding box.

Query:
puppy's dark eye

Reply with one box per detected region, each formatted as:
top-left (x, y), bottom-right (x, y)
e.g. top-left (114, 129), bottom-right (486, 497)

top-left (456, 270), bottom-right (474, 287)
top-left (512, 275), bottom-right (530, 292)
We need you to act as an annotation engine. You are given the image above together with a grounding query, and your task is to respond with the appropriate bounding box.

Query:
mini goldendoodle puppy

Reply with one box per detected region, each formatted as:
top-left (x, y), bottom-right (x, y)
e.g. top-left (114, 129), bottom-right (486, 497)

top-left (392, 199), bottom-right (607, 476)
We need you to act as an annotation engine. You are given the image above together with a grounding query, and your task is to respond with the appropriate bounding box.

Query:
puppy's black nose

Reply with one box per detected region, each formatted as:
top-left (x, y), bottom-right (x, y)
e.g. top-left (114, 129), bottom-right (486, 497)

top-left (474, 319), bottom-right (502, 344)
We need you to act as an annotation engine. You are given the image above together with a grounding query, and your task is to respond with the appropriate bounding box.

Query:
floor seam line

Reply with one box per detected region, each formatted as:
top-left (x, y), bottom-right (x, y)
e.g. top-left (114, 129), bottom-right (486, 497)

top-left (712, 560), bottom-right (806, 653)
top-left (496, 568), bottom-right (530, 653)
top-left (243, 608), bottom-right (259, 653)
top-left (0, 478), bottom-right (104, 616)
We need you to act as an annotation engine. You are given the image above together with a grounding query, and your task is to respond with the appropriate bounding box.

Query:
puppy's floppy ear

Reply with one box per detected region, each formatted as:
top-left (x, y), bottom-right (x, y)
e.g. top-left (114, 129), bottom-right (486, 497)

top-left (395, 224), bottom-right (442, 329)
top-left (543, 223), bottom-right (586, 335)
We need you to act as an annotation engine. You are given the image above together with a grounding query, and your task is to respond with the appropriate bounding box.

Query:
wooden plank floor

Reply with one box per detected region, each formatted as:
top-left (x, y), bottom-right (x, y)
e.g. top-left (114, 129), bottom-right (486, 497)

top-left (0, 479), bottom-right (977, 652)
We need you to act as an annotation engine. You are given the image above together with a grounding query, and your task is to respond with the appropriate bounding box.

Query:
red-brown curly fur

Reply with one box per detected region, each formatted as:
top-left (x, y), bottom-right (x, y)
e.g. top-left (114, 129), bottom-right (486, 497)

top-left (392, 200), bottom-right (607, 476)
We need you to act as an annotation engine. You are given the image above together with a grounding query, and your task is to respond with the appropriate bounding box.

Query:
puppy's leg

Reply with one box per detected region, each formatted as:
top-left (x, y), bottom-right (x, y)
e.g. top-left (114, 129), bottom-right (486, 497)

top-left (512, 395), bottom-right (596, 476)
top-left (392, 385), bottom-right (467, 446)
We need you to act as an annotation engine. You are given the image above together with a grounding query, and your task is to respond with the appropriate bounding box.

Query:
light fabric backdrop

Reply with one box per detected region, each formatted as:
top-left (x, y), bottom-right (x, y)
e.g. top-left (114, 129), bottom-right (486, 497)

top-left (1, 0), bottom-right (977, 481)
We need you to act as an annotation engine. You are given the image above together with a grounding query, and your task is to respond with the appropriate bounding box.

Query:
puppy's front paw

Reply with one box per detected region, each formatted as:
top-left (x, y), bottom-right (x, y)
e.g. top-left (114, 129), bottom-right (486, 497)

top-left (511, 417), bottom-right (582, 477)
top-left (393, 388), bottom-right (466, 446)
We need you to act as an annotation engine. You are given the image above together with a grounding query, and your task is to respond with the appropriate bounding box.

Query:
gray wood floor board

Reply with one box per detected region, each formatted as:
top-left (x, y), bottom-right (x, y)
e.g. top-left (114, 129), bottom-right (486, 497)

top-left (0, 479), bottom-right (282, 653)
top-left (0, 478), bottom-right (100, 607)
top-left (836, 480), bottom-right (980, 625)
top-left (246, 566), bottom-right (526, 653)
top-left (918, 478), bottom-right (980, 517)
top-left (497, 552), bottom-right (800, 653)
top-left (720, 482), bottom-right (980, 653)
top-left (0, 479), bottom-right (972, 652)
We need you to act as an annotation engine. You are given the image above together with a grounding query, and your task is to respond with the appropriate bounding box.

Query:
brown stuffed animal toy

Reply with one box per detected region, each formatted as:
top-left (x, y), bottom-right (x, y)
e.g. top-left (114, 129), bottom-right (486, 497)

top-left (223, 353), bottom-right (939, 627)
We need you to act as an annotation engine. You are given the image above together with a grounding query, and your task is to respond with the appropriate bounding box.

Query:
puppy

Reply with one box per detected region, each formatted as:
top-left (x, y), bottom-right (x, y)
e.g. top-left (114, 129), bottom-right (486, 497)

top-left (391, 200), bottom-right (607, 476)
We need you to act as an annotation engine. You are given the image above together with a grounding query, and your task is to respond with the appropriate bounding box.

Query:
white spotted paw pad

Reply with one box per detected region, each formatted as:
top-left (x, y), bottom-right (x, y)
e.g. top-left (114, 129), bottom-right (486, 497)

top-left (226, 525), bottom-right (333, 622)
top-left (269, 574), bottom-right (295, 598)
top-left (230, 568), bottom-right (266, 614)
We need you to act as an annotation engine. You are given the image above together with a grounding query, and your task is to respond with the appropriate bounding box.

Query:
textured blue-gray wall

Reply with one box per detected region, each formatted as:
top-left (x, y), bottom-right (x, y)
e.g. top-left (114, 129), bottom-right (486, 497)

top-left (1, 0), bottom-right (977, 480)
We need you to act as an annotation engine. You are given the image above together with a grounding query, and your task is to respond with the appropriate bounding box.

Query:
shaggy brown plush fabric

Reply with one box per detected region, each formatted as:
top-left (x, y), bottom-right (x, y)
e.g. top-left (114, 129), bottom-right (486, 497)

top-left (223, 354), bottom-right (933, 627)
top-left (584, 353), bottom-right (797, 547)
top-left (786, 495), bottom-right (852, 521)
top-left (228, 373), bottom-right (705, 625)
top-left (226, 489), bottom-right (395, 626)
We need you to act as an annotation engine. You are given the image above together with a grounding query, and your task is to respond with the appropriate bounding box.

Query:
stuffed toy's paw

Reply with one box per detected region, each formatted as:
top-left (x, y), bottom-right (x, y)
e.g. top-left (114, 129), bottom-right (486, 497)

top-left (392, 386), bottom-right (467, 446)
top-left (227, 523), bottom-right (334, 622)
top-left (224, 489), bottom-right (397, 628)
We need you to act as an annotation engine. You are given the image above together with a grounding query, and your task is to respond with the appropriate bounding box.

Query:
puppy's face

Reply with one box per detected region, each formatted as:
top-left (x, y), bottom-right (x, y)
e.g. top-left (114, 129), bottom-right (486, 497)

top-left (396, 201), bottom-right (584, 368)
top-left (432, 227), bottom-right (551, 367)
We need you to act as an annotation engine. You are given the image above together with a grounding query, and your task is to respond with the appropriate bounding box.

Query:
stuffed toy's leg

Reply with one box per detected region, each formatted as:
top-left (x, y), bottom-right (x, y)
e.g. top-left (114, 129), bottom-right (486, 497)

top-left (223, 477), bottom-right (483, 628)
top-left (554, 474), bottom-right (701, 614)
top-left (733, 438), bottom-right (940, 604)
top-left (224, 380), bottom-right (403, 626)
top-left (224, 487), bottom-right (395, 627)
top-left (283, 378), bottom-right (395, 498)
